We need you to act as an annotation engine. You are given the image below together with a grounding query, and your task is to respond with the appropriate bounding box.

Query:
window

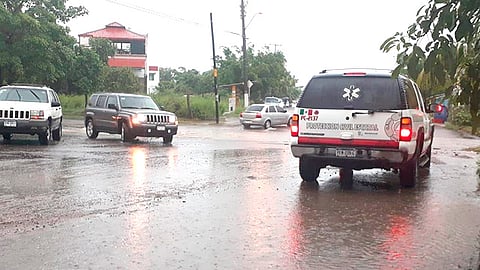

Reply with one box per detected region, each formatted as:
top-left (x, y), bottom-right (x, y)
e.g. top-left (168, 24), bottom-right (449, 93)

top-left (49, 90), bottom-right (60, 104)
top-left (404, 80), bottom-right (419, 109)
top-left (88, 95), bottom-right (98, 106)
top-left (96, 95), bottom-right (107, 108)
top-left (113, 42), bottom-right (131, 54)
top-left (149, 73), bottom-right (156, 81)
top-left (106, 96), bottom-right (118, 109)
top-left (299, 76), bottom-right (403, 110)
top-left (245, 105), bottom-right (263, 112)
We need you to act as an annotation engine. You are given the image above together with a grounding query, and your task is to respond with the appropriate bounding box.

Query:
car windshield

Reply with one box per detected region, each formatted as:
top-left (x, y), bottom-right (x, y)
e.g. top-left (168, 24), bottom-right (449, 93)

top-left (119, 96), bottom-right (159, 110)
top-left (299, 76), bottom-right (403, 110)
top-left (0, 88), bottom-right (48, 103)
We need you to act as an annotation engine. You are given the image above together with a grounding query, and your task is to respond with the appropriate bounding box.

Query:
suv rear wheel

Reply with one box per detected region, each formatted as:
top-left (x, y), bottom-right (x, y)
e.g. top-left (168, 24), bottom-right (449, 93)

top-left (299, 156), bottom-right (320, 182)
top-left (86, 119), bottom-right (98, 139)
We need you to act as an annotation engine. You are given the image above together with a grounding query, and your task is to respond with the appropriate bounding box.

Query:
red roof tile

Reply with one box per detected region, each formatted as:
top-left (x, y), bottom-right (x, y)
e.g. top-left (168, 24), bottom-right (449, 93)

top-left (79, 22), bottom-right (146, 41)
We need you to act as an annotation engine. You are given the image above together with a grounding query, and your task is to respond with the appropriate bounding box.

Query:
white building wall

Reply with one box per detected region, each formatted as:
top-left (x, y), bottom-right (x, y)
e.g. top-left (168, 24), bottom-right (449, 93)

top-left (147, 66), bottom-right (159, 95)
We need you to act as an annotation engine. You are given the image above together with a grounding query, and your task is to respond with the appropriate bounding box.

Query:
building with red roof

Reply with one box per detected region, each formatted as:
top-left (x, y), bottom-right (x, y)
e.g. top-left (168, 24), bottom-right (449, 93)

top-left (78, 22), bottom-right (148, 91)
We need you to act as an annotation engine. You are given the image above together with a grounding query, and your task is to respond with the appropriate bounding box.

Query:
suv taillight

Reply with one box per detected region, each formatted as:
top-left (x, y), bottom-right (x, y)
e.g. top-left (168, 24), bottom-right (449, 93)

top-left (291, 114), bottom-right (299, 137)
top-left (399, 117), bottom-right (412, 141)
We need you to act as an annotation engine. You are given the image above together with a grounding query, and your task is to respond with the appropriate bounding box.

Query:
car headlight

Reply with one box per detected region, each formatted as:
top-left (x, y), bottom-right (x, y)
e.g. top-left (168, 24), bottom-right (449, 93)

top-left (132, 114), bottom-right (146, 125)
top-left (30, 110), bottom-right (45, 120)
top-left (171, 115), bottom-right (178, 125)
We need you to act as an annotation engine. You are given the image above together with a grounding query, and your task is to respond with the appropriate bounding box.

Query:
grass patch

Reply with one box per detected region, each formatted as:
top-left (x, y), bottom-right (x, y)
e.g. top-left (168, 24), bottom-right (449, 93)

top-left (444, 122), bottom-right (480, 136)
top-left (60, 95), bottom-right (85, 119)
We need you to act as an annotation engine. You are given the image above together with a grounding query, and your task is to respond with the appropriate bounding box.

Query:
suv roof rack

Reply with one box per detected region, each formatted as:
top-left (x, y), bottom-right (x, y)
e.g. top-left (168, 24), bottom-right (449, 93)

top-left (9, 83), bottom-right (48, 88)
top-left (319, 68), bottom-right (393, 74)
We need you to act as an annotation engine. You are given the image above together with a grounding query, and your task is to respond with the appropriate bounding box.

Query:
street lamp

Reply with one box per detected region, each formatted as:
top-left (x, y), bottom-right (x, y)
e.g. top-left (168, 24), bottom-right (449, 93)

top-left (246, 12), bottom-right (263, 29)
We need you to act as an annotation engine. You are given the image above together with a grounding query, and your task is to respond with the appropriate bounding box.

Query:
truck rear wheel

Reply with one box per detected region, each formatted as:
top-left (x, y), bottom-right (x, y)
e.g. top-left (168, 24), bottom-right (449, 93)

top-left (299, 156), bottom-right (320, 182)
top-left (400, 157), bottom-right (417, 187)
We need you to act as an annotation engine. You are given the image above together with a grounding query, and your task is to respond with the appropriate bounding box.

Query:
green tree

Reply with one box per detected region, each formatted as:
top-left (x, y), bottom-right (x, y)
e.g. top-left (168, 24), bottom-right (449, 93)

top-left (216, 45), bottom-right (297, 104)
top-left (68, 46), bottom-right (104, 95)
top-left (156, 67), bottom-right (177, 92)
top-left (249, 46), bottom-right (297, 102)
top-left (381, 0), bottom-right (480, 133)
top-left (89, 38), bottom-right (115, 64)
top-left (175, 67), bottom-right (212, 95)
top-left (98, 67), bottom-right (143, 93)
top-left (0, 0), bottom-right (87, 85)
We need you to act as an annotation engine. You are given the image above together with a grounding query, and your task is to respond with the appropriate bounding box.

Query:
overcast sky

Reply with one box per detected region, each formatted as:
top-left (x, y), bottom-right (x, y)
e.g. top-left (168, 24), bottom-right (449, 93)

top-left (66, 0), bottom-right (426, 87)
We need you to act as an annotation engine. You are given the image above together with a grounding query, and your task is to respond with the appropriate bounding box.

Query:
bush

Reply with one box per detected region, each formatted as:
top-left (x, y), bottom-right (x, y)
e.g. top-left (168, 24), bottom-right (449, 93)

top-left (152, 92), bottom-right (230, 120)
top-left (59, 94), bottom-right (85, 118)
top-left (450, 105), bottom-right (471, 126)
top-left (59, 93), bottom-right (233, 121)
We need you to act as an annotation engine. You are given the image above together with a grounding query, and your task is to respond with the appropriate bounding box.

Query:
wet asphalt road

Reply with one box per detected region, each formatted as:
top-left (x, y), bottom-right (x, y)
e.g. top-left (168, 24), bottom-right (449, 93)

top-left (0, 118), bottom-right (480, 269)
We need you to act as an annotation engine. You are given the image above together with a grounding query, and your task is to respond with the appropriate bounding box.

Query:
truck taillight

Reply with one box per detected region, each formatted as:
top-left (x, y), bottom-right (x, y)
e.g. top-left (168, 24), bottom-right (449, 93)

top-left (290, 114), bottom-right (299, 137)
top-left (399, 117), bottom-right (412, 141)
top-left (435, 104), bottom-right (443, 113)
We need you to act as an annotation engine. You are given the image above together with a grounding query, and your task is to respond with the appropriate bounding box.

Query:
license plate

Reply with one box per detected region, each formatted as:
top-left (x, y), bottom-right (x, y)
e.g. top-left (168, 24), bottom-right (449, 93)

top-left (336, 149), bottom-right (356, 157)
top-left (4, 120), bottom-right (16, 127)
top-left (156, 125), bottom-right (166, 131)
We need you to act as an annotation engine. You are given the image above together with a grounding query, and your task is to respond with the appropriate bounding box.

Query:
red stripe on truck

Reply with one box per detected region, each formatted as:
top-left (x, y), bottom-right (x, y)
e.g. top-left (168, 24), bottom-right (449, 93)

top-left (298, 137), bottom-right (399, 149)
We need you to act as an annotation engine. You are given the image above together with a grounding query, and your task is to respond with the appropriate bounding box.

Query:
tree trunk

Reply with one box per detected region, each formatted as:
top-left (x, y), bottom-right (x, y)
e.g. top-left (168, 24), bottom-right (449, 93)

top-left (470, 84), bottom-right (480, 135)
top-left (186, 94), bottom-right (192, 119)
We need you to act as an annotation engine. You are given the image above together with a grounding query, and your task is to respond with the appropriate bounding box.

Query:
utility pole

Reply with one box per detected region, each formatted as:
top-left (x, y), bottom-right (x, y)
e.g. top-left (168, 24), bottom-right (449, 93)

top-left (210, 12), bottom-right (219, 124)
top-left (240, 0), bottom-right (248, 107)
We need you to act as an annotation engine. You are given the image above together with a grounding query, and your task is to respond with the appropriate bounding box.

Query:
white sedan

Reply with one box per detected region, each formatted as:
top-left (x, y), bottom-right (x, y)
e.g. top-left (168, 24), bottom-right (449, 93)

top-left (239, 104), bottom-right (292, 129)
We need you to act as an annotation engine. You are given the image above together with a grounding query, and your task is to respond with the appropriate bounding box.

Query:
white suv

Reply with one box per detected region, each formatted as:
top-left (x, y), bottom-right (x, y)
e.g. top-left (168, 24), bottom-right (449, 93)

top-left (0, 84), bottom-right (63, 145)
top-left (290, 69), bottom-right (435, 188)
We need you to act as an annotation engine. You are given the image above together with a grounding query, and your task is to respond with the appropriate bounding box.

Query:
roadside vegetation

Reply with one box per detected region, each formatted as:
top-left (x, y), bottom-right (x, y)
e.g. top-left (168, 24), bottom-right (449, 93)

top-left (381, 0), bottom-right (480, 177)
top-left (59, 92), bottom-right (238, 121)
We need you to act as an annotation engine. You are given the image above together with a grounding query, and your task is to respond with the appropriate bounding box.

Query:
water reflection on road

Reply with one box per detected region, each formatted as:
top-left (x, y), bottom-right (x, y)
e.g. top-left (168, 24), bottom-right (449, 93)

top-left (0, 122), bottom-right (479, 269)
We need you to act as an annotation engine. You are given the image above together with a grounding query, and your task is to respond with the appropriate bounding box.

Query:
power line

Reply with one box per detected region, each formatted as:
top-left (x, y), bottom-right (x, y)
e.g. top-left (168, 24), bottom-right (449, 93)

top-left (104, 0), bottom-right (201, 26)
top-left (102, 0), bottom-right (242, 37)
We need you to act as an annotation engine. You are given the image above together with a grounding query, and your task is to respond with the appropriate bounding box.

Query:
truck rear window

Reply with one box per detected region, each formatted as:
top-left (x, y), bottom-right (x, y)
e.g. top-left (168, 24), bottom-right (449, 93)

top-left (298, 77), bottom-right (403, 110)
